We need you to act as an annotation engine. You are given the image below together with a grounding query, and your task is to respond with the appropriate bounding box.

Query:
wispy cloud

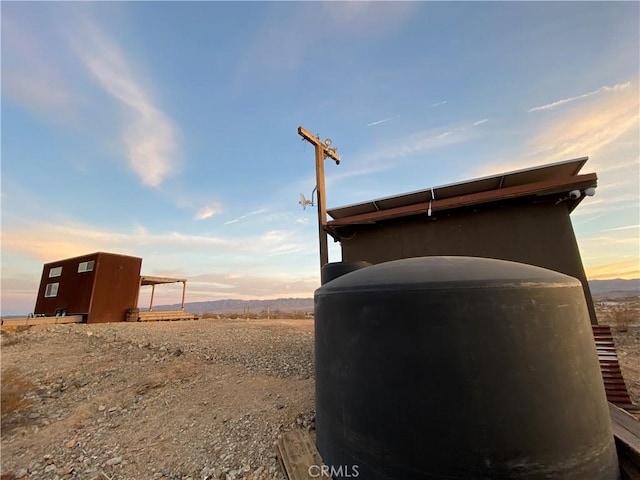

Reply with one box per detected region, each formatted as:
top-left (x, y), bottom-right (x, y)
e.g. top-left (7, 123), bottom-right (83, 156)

top-left (2, 10), bottom-right (180, 188)
top-left (176, 272), bottom-right (320, 302)
top-left (224, 208), bottom-right (268, 225)
top-left (571, 194), bottom-right (639, 217)
top-left (367, 115), bottom-right (399, 127)
top-left (1, 16), bottom-right (79, 125)
top-left (475, 81), bottom-right (639, 177)
top-left (0, 218), bottom-right (230, 263)
top-left (258, 230), bottom-right (312, 257)
top-left (327, 124), bottom-right (476, 186)
top-left (605, 224), bottom-right (639, 232)
top-left (73, 22), bottom-right (179, 187)
top-left (571, 214), bottom-right (604, 227)
top-left (591, 158), bottom-right (640, 174)
top-left (528, 82), bottom-right (631, 113)
top-left (385, 127), bottom-right (468, 159)
top-left (529, 86), bottom-right (638, 162)
top-left (580, 235), bottom-right (639, 247)
top-left (431, 100), bottom-right (447, 107)
top-left (0, 213), bottom-right (317, 286)
top-left (234, 2), bottom-right (416, 90)
top-left (472, 119), bottom-right (488, 126)
top-left (321, 1), bottom-right (416, 33)
top-left (585, 259), bottom-right (640, 280)
top-left (195, 205), bottom-right (222, 221)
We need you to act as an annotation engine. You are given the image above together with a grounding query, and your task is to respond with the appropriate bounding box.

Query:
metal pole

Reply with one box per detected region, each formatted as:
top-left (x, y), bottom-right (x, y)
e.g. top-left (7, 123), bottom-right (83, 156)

top-left (181, 281), bottom-right (186, 310)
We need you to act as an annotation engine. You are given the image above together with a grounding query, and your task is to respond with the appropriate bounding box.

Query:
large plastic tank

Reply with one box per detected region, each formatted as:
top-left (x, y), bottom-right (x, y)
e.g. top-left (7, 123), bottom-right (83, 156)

top-left (314, 256), bottom-right (619, 480)
top-left (321, 261), bottom-right (371, 285)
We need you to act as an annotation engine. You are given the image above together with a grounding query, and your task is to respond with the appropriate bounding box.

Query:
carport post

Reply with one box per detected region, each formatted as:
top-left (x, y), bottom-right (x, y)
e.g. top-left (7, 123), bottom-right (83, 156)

top-left (149, 284), bottom-right (155, 312)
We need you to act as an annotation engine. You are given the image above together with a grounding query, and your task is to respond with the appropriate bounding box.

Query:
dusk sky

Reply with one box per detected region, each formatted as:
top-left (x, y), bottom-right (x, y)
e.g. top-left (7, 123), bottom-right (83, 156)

top-left (2, 2), bottom-right (639, 315)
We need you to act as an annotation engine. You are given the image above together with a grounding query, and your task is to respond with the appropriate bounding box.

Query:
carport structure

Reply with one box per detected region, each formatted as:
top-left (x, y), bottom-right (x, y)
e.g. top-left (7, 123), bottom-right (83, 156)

top-left (127, 275), bottom-right (198, 322)
top-left (138, 275), bottom-right (188, 311)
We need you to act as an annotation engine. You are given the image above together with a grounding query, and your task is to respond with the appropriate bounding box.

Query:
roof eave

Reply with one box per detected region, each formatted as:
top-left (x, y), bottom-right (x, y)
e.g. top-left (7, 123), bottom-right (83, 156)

top-left (326, 173), bottom-right (597, 230)
top-left (140, 275), bottom-right (188, 286)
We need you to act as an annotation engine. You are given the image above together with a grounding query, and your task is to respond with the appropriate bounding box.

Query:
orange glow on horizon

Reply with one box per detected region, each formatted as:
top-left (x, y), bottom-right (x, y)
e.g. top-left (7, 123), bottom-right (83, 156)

top-left (586, 259), bottom-right (640, 280)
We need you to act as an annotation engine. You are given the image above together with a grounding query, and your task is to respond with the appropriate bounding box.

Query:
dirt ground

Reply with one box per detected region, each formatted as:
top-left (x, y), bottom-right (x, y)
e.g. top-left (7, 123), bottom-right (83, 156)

top-left (1, 319), bottom-right (315, 480)
top-left (1, 314), bottom-right (639, 480)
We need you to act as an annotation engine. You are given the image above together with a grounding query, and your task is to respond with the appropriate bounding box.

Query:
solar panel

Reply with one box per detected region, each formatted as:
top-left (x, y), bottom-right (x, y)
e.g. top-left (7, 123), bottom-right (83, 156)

top-left (327, 157), bottom-right (588, 220)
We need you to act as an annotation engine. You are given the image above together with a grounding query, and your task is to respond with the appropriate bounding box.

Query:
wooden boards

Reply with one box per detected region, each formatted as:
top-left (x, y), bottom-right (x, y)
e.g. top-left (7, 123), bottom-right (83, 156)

top-left (277, 430), bottom-right (324, 480)
top-left (126, 310), bottom-right (199, 322)
top-left (1, 315), bottom-right (84, 330)
top-left (609, 402), bottom-right (640, 480)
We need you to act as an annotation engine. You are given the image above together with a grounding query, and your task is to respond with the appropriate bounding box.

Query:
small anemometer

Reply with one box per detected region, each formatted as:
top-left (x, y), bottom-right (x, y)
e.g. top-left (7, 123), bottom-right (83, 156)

top-left (324, 138), bottom-right (340, 165)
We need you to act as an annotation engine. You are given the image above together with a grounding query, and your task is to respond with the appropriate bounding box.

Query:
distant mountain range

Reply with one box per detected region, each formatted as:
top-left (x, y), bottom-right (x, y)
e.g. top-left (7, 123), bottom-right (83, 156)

top-left (156, 278), bottom-right (638, 313)
top-left (588, 278), bottom-right (640, 298)
top-left (155, 297), bottom-right (315, 314)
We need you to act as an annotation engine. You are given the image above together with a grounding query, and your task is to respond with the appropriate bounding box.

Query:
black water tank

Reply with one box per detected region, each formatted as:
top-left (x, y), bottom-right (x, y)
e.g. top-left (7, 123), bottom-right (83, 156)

top-left (321, 261), bottom-right (372, 285)
top-left (314, 256), bottom-right (619, 480)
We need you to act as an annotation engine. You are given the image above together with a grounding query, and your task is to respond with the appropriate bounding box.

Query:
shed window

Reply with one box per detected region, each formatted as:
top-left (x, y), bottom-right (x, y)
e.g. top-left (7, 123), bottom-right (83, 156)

top-left (78, 260), bottom-right (95, 273)
top-left (45, 283), bottom-right (59, 297)
top-left (49, 266), bottom-right (63, 278)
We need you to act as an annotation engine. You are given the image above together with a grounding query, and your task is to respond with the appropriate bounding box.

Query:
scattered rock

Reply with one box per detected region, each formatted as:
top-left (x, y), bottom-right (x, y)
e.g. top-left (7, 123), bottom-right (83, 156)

top-left (105, 455), bottom-right (123, 467)
top-left (15, 468), bottom-right (28, 479)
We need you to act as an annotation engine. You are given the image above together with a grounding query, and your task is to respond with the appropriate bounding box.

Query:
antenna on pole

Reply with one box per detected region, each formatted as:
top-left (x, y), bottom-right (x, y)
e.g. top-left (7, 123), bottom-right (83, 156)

top-left (297, 126), bottom-right (341, 270)
top-left (299, 193), bottom-right (314, 210)
top-left (299, 187), bottom-right (318, 210)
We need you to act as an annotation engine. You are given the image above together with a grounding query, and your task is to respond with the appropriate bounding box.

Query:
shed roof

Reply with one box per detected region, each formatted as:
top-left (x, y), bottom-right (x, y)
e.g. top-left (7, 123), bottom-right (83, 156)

top-left (326, 157), bottom-right (597, 231)
top-left (42, 251), bottom-right (142, 266)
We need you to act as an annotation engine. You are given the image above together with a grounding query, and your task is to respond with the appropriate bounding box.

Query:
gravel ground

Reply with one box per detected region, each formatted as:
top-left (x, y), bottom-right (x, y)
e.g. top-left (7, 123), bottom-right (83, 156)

top-left (1, 319), bottom-right (315, 480)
